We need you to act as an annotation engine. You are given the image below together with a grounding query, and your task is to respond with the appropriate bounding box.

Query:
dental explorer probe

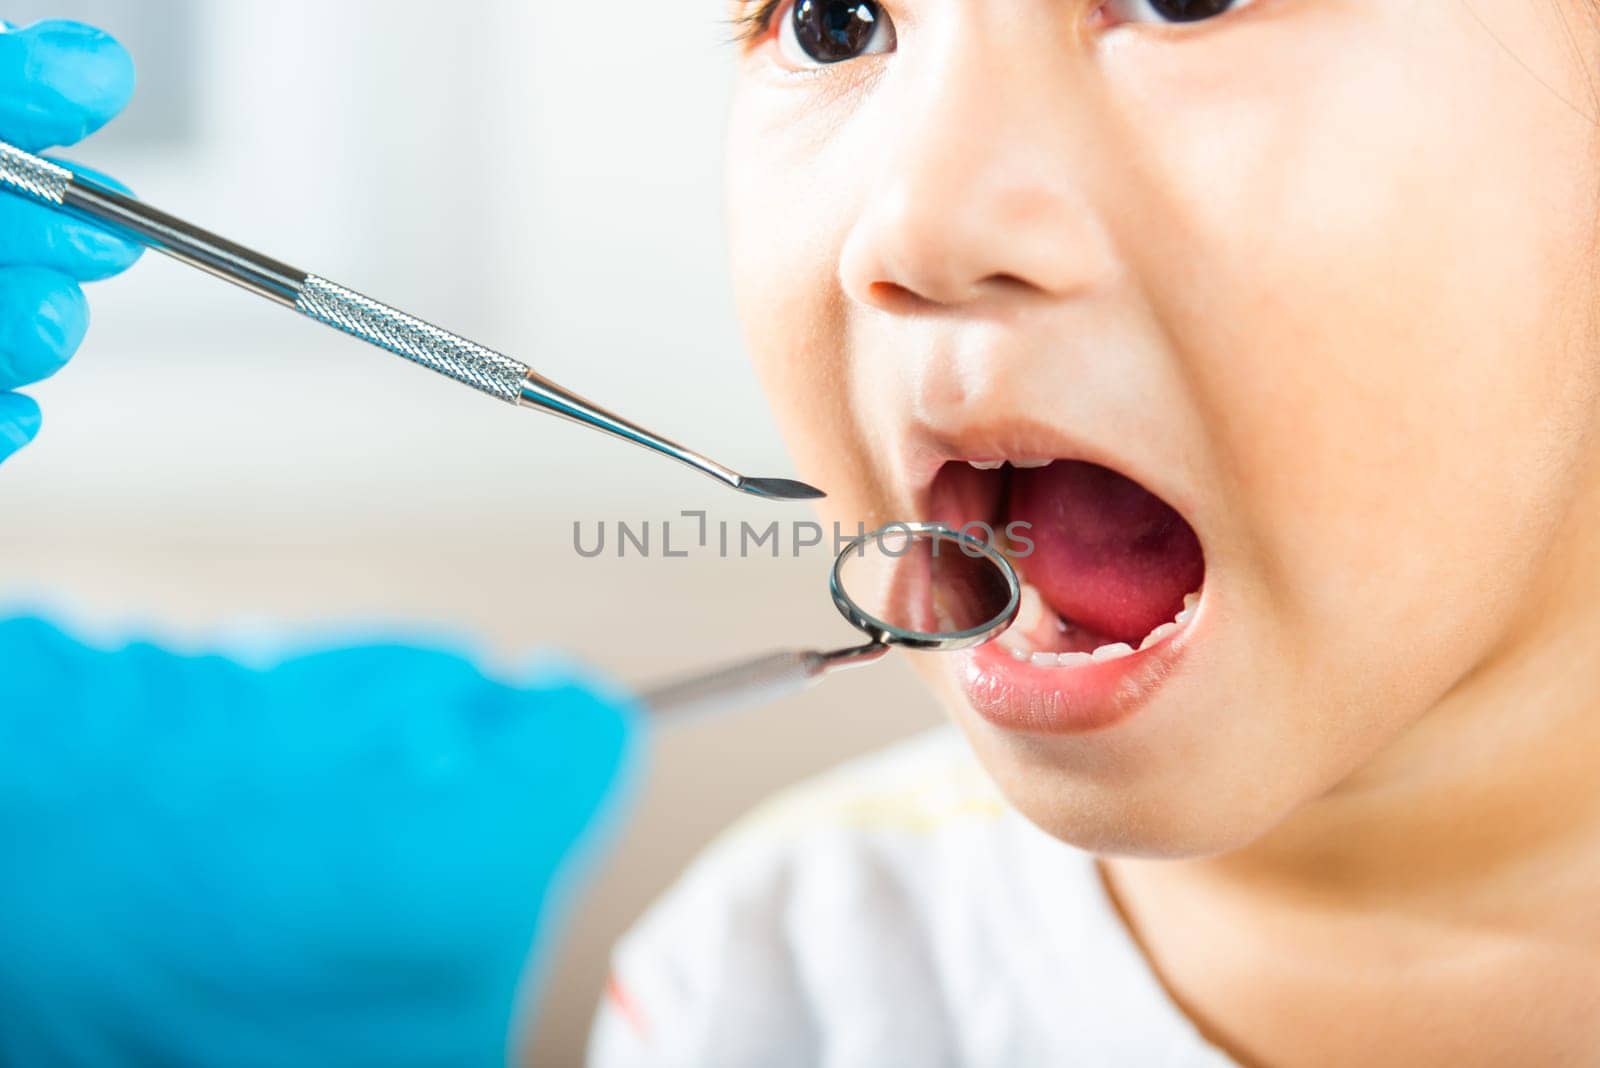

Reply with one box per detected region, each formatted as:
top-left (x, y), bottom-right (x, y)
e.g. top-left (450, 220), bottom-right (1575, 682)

top-left (0, 141), bottom-right (824, 503)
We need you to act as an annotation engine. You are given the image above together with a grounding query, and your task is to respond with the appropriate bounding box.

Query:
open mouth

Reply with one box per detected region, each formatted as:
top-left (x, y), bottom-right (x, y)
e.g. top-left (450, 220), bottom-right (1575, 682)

top-left (926, 455), bottom-right (1207, 731)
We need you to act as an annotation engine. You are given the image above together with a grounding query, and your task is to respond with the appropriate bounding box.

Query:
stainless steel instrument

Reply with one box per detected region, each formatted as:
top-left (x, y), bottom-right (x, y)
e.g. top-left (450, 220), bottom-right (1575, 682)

top-left (0, 139), bottom-right (824, 502)
top-left (645, 523), bottom-right (1021, 720)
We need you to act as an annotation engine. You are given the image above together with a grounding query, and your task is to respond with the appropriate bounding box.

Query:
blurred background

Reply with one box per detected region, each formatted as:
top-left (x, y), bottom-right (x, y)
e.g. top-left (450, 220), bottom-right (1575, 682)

top-left (0, 1), bottom-right (942, 1063)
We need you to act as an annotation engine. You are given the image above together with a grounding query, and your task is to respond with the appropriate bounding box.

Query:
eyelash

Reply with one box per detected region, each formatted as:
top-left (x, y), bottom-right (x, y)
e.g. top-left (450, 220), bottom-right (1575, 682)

top-left (730, 0), bottom-right (784, 45)
top-left (730, 1), bottom-right (1255, 49)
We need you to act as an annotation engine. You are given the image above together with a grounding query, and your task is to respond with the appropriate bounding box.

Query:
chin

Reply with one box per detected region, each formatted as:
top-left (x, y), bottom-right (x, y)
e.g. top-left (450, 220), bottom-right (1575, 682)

top-left (913, 636), bottom-right (1356, 861)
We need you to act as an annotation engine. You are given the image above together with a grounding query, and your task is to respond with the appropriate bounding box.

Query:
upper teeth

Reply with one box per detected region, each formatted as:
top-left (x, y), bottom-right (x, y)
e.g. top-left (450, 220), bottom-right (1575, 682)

top-left (963, 458), bottom-right (1054, 471)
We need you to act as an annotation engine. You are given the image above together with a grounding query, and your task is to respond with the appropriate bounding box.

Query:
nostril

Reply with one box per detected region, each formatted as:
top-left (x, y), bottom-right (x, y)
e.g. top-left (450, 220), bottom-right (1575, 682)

top-left (980, 273), bottom-right (1036, 296)
top-left (863, 273), bottom-right (1044, 314)
top-left (866, 280), bottom-right (939, 314)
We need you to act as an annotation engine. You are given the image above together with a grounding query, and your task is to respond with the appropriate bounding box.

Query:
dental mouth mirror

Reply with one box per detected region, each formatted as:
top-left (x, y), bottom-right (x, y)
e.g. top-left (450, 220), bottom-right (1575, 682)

top-left (645, 522), bottom-right (1021, 720)
top-left (0, 141), bottom-right (824, 503)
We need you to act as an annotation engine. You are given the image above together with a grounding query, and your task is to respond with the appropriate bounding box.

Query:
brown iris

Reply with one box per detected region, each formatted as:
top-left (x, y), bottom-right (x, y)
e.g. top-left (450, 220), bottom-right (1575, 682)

top-left (792, 0), bottom-right (884, 64)
top-left (1145, 0), bottom-right (1236, 22)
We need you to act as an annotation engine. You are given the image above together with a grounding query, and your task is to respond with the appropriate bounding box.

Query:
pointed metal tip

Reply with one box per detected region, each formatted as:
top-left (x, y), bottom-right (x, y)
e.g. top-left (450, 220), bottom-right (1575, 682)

top-left (737, 476), bottom-right (827, 501)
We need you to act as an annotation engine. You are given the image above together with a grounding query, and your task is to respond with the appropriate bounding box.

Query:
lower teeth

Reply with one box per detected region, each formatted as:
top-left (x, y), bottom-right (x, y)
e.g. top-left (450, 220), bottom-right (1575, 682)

top-left (1021, 649), bottom-right (1091, 666)
top-left (1000, 586), bottom-right (1200, 666)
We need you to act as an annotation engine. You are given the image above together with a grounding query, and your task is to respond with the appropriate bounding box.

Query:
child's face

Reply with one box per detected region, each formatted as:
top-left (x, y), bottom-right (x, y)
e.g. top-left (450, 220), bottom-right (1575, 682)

top-left (727, 0), bottom-right (1600, 856)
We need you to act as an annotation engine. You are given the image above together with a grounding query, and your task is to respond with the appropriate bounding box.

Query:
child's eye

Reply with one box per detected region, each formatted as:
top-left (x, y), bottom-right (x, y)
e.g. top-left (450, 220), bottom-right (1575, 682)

top-left (1098, 0), bottom-right (1255, 25)
top-left (777, 0), bottom-right (898, 67)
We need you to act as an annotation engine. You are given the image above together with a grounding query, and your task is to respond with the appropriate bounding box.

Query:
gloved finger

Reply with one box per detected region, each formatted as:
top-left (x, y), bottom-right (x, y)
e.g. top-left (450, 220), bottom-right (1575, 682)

top-left (0, 21), bottom-right (135, 152)
top-left (0, 266), bottom-right (87, 389)
top-left (0, 163), bottom-right (142, 281)
top-left (491, 669), bottom-right (642, 857)
top-left (0, 390), bottom-right (41, 462)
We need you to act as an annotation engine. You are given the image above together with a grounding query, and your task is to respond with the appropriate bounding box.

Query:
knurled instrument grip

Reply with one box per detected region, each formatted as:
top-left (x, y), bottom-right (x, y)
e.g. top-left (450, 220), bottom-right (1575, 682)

top-left (0, 135), bottom-right (823, 502)
top-left (0, 141), bottom-right (71, 203)
top-left (295, 276), bottom-right (530, 403)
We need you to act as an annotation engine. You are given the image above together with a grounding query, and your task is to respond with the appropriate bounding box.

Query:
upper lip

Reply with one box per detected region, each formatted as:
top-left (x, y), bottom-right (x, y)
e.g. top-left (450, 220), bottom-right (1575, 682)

top-left (897, 412), bottom-right (1200, 534)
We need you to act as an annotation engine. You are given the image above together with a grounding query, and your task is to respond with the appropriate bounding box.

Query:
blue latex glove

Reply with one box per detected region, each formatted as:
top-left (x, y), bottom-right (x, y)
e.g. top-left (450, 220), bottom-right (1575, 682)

top-left (0, 616), bottom-right (639, 1066)
top-left (0, 25), bottom-right (644, 1063)
top-left (0, 19), bottom-right (142, 463)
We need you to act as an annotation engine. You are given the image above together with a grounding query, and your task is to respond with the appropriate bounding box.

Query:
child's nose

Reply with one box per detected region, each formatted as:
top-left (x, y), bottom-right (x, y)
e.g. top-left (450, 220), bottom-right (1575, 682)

top-left (837, 25), bottom-right (1117, 314)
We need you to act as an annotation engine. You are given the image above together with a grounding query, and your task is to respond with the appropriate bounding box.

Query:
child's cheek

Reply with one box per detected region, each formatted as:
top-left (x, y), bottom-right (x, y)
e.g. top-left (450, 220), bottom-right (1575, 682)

top-left (726, 82), bottom-right (883, 518)
top-left (1105, 0), bottom-right (1600, 690)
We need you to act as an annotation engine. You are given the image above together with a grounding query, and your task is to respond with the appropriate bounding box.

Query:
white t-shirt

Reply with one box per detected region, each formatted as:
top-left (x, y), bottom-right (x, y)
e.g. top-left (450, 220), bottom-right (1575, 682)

top-left (588, 728), bottom-right (1236, 1067)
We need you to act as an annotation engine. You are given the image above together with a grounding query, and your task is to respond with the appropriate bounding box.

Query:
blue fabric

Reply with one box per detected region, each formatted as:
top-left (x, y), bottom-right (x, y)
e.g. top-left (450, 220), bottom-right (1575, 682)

top-left (0, 19), bottom-right (142, 465)
top-left (0, 616), bottom-right (641, 1066)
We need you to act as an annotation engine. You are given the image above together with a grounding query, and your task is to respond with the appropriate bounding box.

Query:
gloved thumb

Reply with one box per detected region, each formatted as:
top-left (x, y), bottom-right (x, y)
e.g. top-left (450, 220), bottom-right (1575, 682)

top-left (0, 20), bottom-right (135, 151)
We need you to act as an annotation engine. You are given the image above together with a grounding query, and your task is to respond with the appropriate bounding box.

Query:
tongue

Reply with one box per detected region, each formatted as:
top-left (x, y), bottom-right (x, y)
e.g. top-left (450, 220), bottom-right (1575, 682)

top-left (1006, 461), bottom-right (1204, 645)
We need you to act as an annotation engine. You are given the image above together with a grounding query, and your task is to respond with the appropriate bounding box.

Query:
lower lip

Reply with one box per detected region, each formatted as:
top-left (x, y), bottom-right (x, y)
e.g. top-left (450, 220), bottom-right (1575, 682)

top-left (957, 617), bottom-right (1196, 734)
